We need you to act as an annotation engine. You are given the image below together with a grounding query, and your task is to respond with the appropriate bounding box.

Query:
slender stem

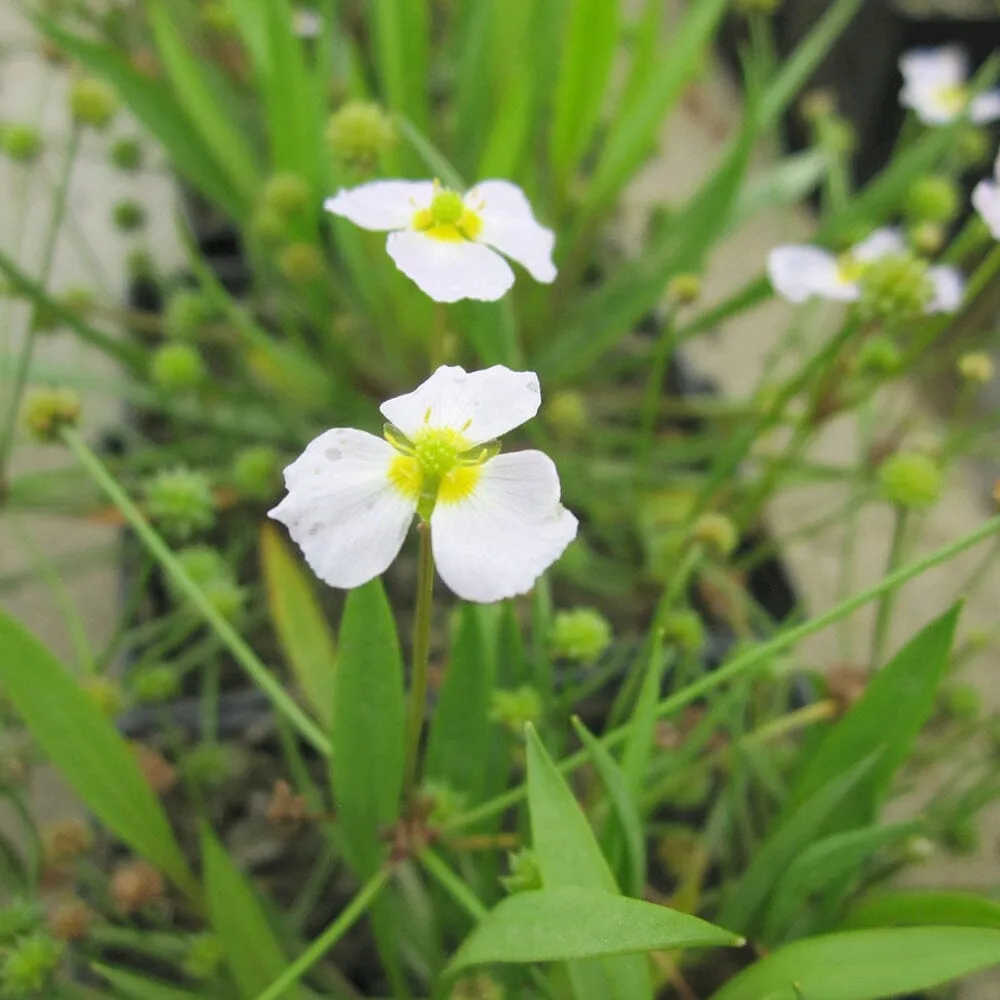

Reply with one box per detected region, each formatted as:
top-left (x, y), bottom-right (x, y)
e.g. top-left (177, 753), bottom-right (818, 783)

top-left (443, 514), bottom-right (1000, 833)
top-left (870, 507), bottom-right (908, 671)
top-left (402, 521), bottom-right (435, 809)
top-left (0, 124), bottom-right (82, 480)
top-left (62, 429), bottom-right (332, 757)
top-left (250, 867), bottom-right (390, 1000)
top-left (637, 316), bottom-right (676, 482)
top-left (419, 848), bottom-right (488, 921)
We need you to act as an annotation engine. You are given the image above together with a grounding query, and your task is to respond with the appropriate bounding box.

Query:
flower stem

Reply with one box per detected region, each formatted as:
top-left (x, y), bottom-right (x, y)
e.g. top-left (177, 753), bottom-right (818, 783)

top-left (869, 506), bottom-right (908, 671)
top-left (402, 520), bottom-right (435, 810)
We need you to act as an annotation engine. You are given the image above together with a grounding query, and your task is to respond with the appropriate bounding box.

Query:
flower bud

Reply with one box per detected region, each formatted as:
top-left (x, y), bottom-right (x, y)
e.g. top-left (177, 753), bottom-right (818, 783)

top-left (112, 198), bottom-right (146, 232)
top-left (939, 683), bottom-right (981, 722)
top-left (0, 934), bottom-right (63, 996)
top-left (549, 607), bottom-right (613, 662)
top-left (908, 221), bottom-right (945, 255)
top-left (21, 387), bottom-right (80, 441)
top-left (164, 289), bottom-right (213, 341)
top-left (0, 123), bottom-right (43, 163)
top-left (692, 512), bottom-right (738, 557)
top-left (662, 610), bottom-right (704, 654)
top-left (232, 445), bottom-right (279, 500)
top-left (182, 934), bottom-right (225, 980)
top-left (143, 467), bottom-right (217, 541)
top-left (262, 172), bottom-right (311, 218)
top-left (42, 819), bottom-right (91, 869)
top-left (957, 352), bottom-right (994, 384)
top-left (151, 342), bottom-right (206, 391)
top-left (543, 389), bottom-right (588, 438)
top-left (450, 973), bottom-right (505, 1000)
top-left (857, 251), bottom-right (934, 324)
top-left (110, 136), bottom-right (142, 172)
top-left (500, 848), bottom-right (542, 894)
top-left (904, 175), bottom-right (960, 225)
top-left (81, 676), bottom-right (125, 718)
top-left (878, 451), bottom-right (943, 510)
top-left (278, 242), bottom-right (324, 283)
top-left (325, 100), bottom-right (396, 170)
top-left (666, 273), bottom-right (702, 307)
top-left (854, 336), bottom-right (902, 377)
top-left (111, 860), bottom-right (165, 913)
top-left (49, 899), bottom-right (93, 942)
top-left (129, 664), bottom-right (180, 704)
top-left (489, 685), bottom-right (543, 734)
top-left (69, 77), bottom-right (117, 130)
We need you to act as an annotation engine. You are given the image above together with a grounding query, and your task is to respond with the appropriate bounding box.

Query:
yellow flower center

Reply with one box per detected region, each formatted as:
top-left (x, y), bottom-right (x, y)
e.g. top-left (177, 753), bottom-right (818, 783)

top-left (412, 187), bottom-right (483, 242)
top-left (836, 254), bottom-right (866, 285)
top-left (385, 420), bottom-right (489, 516)
top-left (936, 83), bottom-right (968, 115)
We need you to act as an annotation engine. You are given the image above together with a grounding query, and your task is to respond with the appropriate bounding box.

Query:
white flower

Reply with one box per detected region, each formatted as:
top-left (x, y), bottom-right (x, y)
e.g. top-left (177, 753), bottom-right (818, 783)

top-left (899, 46), bottom-right (1000, 126)
top-left (269, 365), bottom-right (578, 603)
top-left (324, 179), bottom-right (557, 302)
top-left (972, 151), bottom-right (1000, 240)
top-left (767, 227), bottom-right (963, 313)
top-left (293, 8), bottom-right (323, 38)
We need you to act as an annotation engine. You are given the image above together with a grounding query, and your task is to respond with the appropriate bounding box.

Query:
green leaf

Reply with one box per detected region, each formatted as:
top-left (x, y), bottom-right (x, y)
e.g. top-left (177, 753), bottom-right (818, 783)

top-left (396, 115), bottom-right (466, 190)
top-left (425, 605), bottom-right (496, 804)
top-left (370, 0), bottom-right (430, 143)
top-left (201, 826), bottom-right (302, 1000)
top-left (526, 724), bottom-right (653, 1000)
top-left (550, 0), bottom-right (620, 186)
top-left (260, 524), bottom-right (336, 732)
top-left (453, 0), bottom-right (496, 176)
top-left (32, 18), bottom-right (247, 221)
top-left (842, 890), bottom-right (1000, 932)
top-left (571, 718), bottom-right (646, 899)
top-left (762, 821), bottom-right (920, 944)
top-left (789, 605), bottom-right (960, 823)
top-left (92, 964), bottom-right (206, 1000)
top-left (708, 927), bottom-right (1000, 1000)
top-left (716, 754), bottom-right (880, 935)
top-left (330, 580), bottom-right (405, 878)
top-left (147, 2), bottom-right (260, 206)
top-left (448, 886), bottom-right (742, 973)
top-left (729, 150), bottom-right (830, 232)
top-left (496, 602), bottom-right (527, 687)
top-left (621, 631), bottom-right (666, 797)
top-left (0, 613), bottom-right (196, 897)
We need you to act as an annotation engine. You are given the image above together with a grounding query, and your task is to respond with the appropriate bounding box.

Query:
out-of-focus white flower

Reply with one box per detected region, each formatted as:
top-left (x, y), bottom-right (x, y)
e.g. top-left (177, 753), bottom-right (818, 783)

top-left (767, 228), bottom-right (963, 313)
top-left (324, 179), bottom-right (556, 302)
top-left (899, 46), bottom-right (1000, 126)
top-left (293, 8), bottom-right (323, 39)
top-left (973, 151), bottom-right (1000, 239)
top-left (269, 365), bottom-right (577, 603)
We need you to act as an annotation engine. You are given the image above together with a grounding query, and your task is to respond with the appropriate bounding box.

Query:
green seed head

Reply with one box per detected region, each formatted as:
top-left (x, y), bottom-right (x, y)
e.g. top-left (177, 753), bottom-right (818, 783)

top-left (692, 512), bottom-right (738, 557)
top-left (164, 289), bottom-right (213, 340)
top-left (80, 676), bottom-right (125, 718)
top-left (957, 352), bottom-right (994, 384)
top-left (325, 100), bottom-right (396, 170)
top-left (549, 607), bottom-right (613, 662)
top-left (151, 342), bottom-right (206, 391)
top-left (262, 172), bottom-right (311, 218)
top-left (129, 664), bottom-right (180, 704)
top-left (143, 467), bottom-right (217, 541)
top-left (173, 546), bottom-right (245, 621)
top-left (431, 190), bottom-right (464, 225)
top-left (855, 336), bottom-right (903, 377)
top-left (110, 136), bottom-right (143, 171)
top-left (904, 174), bottom-right (960, 225)
top-left (662, 610), bottom-right (705, 654)
top-left (878, 451), bottom-right (943, 510)
top-left (543, 390), bottom-right (588, 438)
top-left (0, 934), bottom-right (63, 997)
top-left (21, 387), bottom-right (80, 442)
top-left (252, 208), bottom-right (290, 245)
top-left (181, 934), bottom-right (225, 980)
top-left (940, 683), bottom-right (982, 722)
top-left (953, 124), bottom-right (991, 169)
top-left (667, 272), bottom-right (702, 307)
top-left (113, 199), bottom-right (146, 232)
top-left (278, 242), bottom-right (324, 284)
top-left (232, 445), bottom-right (279, 500)
top-left (69, 77), bottom-right (117, 129)
top-left (180, 744), bottom-right (232, 788)
top-left (489, 685), bottom-right (543, 734)
top-left (908, 221), bottom-right (945, 255)
top-left (0, 123), bottom-right (43, 163)
top-left (857, 252), bottom-right (934, 324)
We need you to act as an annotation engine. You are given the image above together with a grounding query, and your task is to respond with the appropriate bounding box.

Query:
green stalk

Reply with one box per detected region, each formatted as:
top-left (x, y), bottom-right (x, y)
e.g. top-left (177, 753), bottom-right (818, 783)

top-left (402, 520), bottom-right (435, 809)
top-left (419, 847), bottom-right (488, 920)
top-left (0, 124), bottom-right (82, 480)
top-left (250, 867), bottom-right (391, 1000)
top-left (636, 316), bottom-right (676, 482)
top-left (62, 429), bottom-right (332, 757)
top-left (443, 514), bottom-right (1000, 833)
top-left (869, 507), bottom-right (909, 671)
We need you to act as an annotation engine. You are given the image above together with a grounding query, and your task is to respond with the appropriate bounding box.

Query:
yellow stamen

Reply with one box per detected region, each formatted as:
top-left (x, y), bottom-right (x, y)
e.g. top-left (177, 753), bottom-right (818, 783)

top-left (439, 464), bottom-right (482, 504)
top-left (411, 187), bottom-right (483, 243)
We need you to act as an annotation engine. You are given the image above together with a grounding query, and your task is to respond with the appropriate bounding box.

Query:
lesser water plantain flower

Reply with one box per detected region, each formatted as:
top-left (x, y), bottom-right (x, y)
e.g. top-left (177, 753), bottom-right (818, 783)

top-left (899, 46), bottom-right (1000, 126)
top-left (973, 151), bottom-right (1000, 239)
top-left (767, 228), bottom-right (963, 313)
top-left (269, 365), bottom-right (578, 602)
top-left (324, 180), bottom-right (556, 302)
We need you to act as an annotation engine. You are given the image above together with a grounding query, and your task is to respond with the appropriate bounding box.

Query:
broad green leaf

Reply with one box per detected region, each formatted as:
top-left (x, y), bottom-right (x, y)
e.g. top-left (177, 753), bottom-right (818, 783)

top-left (33, 18), bottom-right (247, 221)
top-left (571, 718), bottom-right (646, 899)
top-left (708, 927), bottom-right (1000, 1000)
top-left (842, 890), bottom-right (1000, 932)
top-left (202, 827), bottom-right (302, 1000)
top-left (260, 524), bottom-right (336, 731)
top-left (0, 613), bottom-right (195, 897)
top-left (550, 0), bottom-right (619, 186)
top-left (425, 605), bottom-right (496, 803)
top-left (92, 964), bottom-right (206, 1000)
top-left (526, 724), bottom-right (653, 1000)
top-left (583, 0), bottom-right (729, 217)
top-left (762, 821), bottom-right (920, 944)
top-left (716, 754), bottom-right (879, 935)
top-left (448, 886), bottom-right (742, 973)
top-left (330, 580), bottom-right (405, 878)
top-left (147, 2), bottom-right (260, 205)
top-left (789, 605), bottom-right (960, 823)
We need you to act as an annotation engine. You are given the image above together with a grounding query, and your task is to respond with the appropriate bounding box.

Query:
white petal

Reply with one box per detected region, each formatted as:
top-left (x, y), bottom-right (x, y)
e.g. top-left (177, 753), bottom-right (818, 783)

top-left (927, 265), bottom-right (964, 314)
top-left (380, 365), bottom-right (541, 445)
top-left (851, 228), bottom-right (905, 262)
top-left (970, 90), bottom-right (1000, 125)
top-left (293, 8), bottom-right (323, 38)
top-left (900, 46), bottom-right (967, 90)
top-left (324, 180), bottom-right (434, 232)
top-left (268, 428), bottom-right (415, 589)
top-left (386, 230), bottom-right (514, 303)
top-left (469, 180), bottom-right (557, 283)
top-left (430, 451), bottom-right (578, 603)
top-left (972, 180), bottom-right (1000, 240)
top-left (767, 245), bottom-right (856, 303)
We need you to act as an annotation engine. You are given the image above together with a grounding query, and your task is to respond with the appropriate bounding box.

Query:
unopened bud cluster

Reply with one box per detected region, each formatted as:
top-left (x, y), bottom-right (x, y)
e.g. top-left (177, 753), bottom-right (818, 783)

top-left (549, 607), bottom-right (612, 662)
top-left (143, 467), bottom-right (217, 541)
top-left (857, 252), bottom-right (933, 324)
top-left (878, 451), bottom-right (943, 510)
top-left (325, 100), bottom-right (396, 171)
